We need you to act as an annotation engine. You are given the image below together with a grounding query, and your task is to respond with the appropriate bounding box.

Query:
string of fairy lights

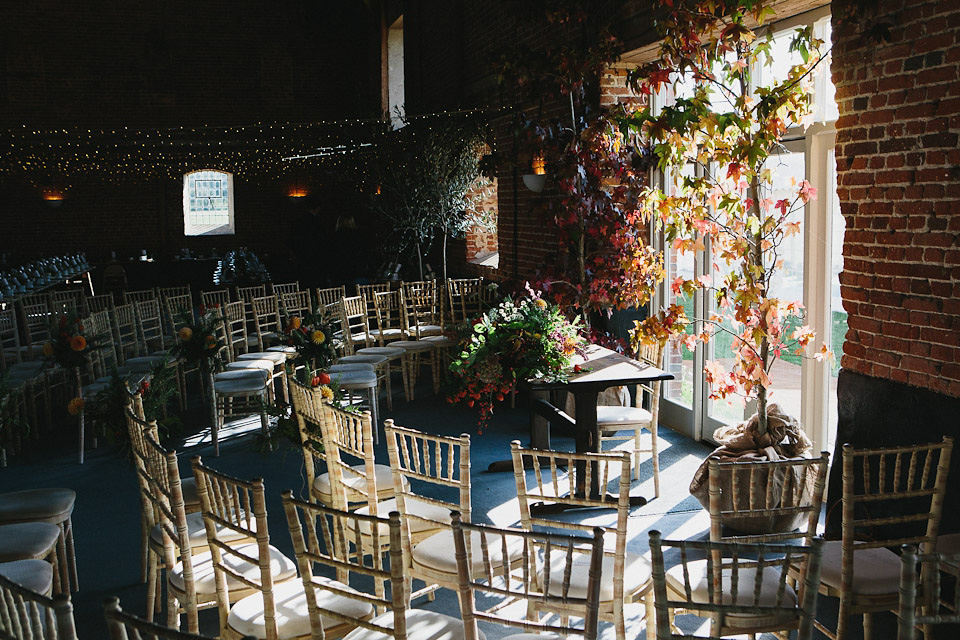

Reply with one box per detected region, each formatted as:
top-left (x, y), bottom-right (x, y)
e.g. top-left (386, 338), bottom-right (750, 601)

top-left (1, 107), bottom-right (507, 193)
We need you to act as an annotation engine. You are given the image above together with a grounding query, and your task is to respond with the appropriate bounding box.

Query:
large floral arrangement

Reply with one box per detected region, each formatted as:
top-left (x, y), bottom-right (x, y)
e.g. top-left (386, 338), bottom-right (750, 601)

top-left (448, 287), bottom-right (586, 426)
top-left (170, 307), bottom-right (224, 368)
top-left (42, 312), bottom-right (94, 371)
top-left (279, 311), bottom-right (336, 371)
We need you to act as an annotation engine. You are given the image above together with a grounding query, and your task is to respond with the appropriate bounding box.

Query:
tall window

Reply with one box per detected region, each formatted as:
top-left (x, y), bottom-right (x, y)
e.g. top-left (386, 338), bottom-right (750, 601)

top-left (386, 16), bottom-right (405, 128)
top-left (649, 8), bottom-right (842, 452)
top-left (183, 170), bottom-right (235, 236)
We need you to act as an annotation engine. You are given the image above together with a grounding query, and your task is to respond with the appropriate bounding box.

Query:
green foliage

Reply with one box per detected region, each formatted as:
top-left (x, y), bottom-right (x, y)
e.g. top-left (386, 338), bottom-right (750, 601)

top-left (43, 311), bottom-right (98, 371)
top-left (278, 311), bottom-right (336, 372)
top-left (448, 288), bottom-right (586, 427)
top-left (170, 309), bottom-right (224, 370)
top-left (367, 113), bottom-right (488, 276)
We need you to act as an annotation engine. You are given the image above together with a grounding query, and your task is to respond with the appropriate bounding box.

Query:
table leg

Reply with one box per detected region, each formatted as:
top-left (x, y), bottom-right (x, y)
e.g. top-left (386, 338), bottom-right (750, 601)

top-left (573, 390), bottom-right (600, 499)
top-left (530, 388), bottom-right (551, 450)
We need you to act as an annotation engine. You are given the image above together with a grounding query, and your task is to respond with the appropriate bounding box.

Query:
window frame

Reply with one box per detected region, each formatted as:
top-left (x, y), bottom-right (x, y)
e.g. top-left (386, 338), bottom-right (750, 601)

top-left (182, 169), bottom-right (236, 237)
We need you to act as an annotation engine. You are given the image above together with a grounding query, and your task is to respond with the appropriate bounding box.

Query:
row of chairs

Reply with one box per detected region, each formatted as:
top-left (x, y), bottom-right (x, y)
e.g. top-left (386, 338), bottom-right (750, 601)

top-left (291, 375), bottom-right (960, 640)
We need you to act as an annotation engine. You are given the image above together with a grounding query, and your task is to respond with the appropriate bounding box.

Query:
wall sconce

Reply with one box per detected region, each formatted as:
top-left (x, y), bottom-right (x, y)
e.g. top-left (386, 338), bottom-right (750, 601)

top-left (287, 186), bottom-right (309, 200)
top-left (42, 188), bottom-right (65, 208)
top-left (522, 153), bottom-right (547, 193)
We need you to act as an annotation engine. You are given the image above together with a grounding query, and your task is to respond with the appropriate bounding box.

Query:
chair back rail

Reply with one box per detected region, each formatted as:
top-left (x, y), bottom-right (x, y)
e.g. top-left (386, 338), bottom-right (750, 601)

top-left (0, 574), bottom-right (78, 640)
top-left (451, 512), bottom-right (604, 640)
top-left (649, 531), bottom-right (824, 640)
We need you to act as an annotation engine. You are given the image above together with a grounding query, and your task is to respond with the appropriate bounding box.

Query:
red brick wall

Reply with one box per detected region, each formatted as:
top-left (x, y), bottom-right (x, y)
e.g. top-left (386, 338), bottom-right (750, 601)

top-left (833, 0), bottom-right (960, 398)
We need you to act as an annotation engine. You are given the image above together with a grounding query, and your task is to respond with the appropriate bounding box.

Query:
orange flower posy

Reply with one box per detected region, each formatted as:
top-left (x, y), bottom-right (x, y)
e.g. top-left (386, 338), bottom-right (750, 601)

top-left (69, 335), bottom-right (87, 351)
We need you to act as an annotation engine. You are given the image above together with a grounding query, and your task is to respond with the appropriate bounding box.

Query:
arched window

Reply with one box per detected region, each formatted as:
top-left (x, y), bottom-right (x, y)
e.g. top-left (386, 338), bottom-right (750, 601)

top-left (183, 169), bottom-right (235, 236)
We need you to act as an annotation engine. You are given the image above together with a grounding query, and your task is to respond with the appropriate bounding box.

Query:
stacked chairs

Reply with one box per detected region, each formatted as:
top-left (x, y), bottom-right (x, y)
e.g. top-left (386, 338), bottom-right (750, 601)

top-left (190, 458), bottom-right (303, 640)
top-left (511, 442), bottom-right (651, 640)
top-left (283, 493), bottom-right (472, 640)
top-left (0, 489), bottom-right (79, 595)
top-left (649, 531), bottom-right (825, 640)
top-left (0, 572), bottom-right (77, 640)
top-left (452, 513), bottom-right (606, 640)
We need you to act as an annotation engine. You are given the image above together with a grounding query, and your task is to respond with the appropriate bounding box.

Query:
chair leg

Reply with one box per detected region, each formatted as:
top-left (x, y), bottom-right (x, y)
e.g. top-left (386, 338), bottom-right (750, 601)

top-left (139, 512), bottom-right (149, 583)
top-left (146, 549), bottom-right (158, 621)
top-left (651, 422), bottom-right (660, 498)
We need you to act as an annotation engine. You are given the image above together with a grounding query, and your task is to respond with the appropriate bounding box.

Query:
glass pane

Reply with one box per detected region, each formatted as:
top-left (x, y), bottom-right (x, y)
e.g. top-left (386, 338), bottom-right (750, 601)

top-left (664, 164), bottom-right (696, 407)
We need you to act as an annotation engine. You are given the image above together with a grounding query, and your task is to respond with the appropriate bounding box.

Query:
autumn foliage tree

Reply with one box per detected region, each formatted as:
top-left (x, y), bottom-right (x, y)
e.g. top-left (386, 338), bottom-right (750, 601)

top-left (625, 0), bottom-right (830, 435)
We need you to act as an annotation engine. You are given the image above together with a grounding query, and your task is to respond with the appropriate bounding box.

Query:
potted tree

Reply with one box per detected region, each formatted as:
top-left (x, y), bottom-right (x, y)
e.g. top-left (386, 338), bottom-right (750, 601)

top-left (625, 0), bottom-right (831, 527)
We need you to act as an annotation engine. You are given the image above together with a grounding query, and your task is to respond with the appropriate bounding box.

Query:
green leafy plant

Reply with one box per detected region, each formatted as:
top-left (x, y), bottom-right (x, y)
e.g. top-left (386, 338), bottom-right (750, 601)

top-left (448, 286), bottom-right (586, 426)
top-left (624, 0), bottom-right (831, 434)
top-left (278, 311), bottom-right (336, 372)
top-left (170, 308), bottom-right (224, 370)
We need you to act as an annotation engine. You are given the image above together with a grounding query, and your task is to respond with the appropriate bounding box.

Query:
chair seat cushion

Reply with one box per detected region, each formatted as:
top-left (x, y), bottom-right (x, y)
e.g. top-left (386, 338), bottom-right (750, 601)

top-left (407, 324), bottom-right (443, 337)
top-left (215, 377), bottom-right (269, 396)
top-left (422, 336), bottom-right (454, 347)
top-left (666, 559), bottom-right (798, 628)
top-left (228, 577), bottom-right (374, 640)
top-left (240, 351), bottom-right (287, 365)
top-left (391, 341), bottom-right (433, 353)
top-left (545, 549), bottom-right (651, 602)
top-left (357, 346), bottom-right (404, 358)
top-left (329, 363), bottom-right (376, 373)
top-left (938, 532), bottom-right (960, 555)
top-left (354, 497), bottom-right (451, 537)
top-left (0, 559), bottom-right (54, 595)
top-left (338, 354), bottom-right (389, 366)
top-left (819, 540), bottom-right (901, 596)
top-left (596, 405), bottom-right (652, 426)
top-left (150, 511), bottom-right (253, 550)
top-left (266, 346), bottom-right (297, 357)
top-left (0, 488), bottom-right (76, 523)
top-left (330, 371), bottom-right (378, 388)
top-left (312, 464), bottom-right (404, 504)
top-left (343, 608), bottom-right (480, 640)
top-left (369, 328), bottom-right (404, 340)
top-left (0, 523), bottom-right (60, 561)
top-left (412, 529), bottom-right (525, 576)
top-left (169, 543), bottom-right (296, 595)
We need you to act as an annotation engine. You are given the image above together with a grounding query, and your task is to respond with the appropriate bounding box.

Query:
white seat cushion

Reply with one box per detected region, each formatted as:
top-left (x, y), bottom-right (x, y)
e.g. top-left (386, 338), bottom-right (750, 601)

top-left (240, 351), bottom-right (287, 365)
top-left (353, 497), bottom-right (451, 537)
top-left (596, 405), bottom-right (652, 427)
top-left (369, 328), bottom-right (403, 340)
top-left (331, 371), bottom-right (378, 388)
top-left (357, 346), bottom-right (405, 358)
top-left (169, 542), bottom-right (296, 595)
top-left (544, 549), bottom-right (651, 602)
top-left (329, 363), bottom-right (376, 373)
top-left (215, 377), bottom-right (269, 396)
top-left (338, 354), bottom-right (389, 366)
top-left (818, 540), bottom-right (901, 595)
top-left (422, 336), bottom-right (454, 347)
top-left (150, 511), bottom-right (253, 550)
top-left (412, 529), bottom-right (525, 576)
top-left (391, 340), bottom-right (433, 352)
top-left (312, 464), bottom-right (404, 503)
top-left (666, 559), bottom-right (798, 628)
top-left (227, 576), bottom-right (373, 640)
top-left (408, 324), bottom-right (443, 336)
top-left (343, 608), bottom-right (480, 640)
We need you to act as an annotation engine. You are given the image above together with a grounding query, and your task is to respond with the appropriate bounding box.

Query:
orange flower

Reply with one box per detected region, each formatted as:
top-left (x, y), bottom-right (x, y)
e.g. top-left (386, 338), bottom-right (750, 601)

top-left (69, 335), bottom-right (86, 351)
top-left (290, 316), bottom-right (302, 330)
top-left (67, 397), bottom-right (85, 415)
top-left (311, 330), bottom-right (326, 345)
top-left (42, 342), bottom-right (55, 357)
top-left (533, 298), bottom-right (548, 309)
top-left (178, 327), bottom-right (193, 342)
top-left (205, 335), bottom-right (217, 349)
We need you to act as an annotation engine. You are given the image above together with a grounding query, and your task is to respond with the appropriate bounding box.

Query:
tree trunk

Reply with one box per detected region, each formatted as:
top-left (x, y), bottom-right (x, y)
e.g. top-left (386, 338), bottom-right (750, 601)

top-left (75, 368), bottom-right (84, 464)
top-left (442, 233), bottom-right (448, 283)
top-left (416, 240), bottom-right (424, 280)
top-left (750, 174), bottom-right (770, 436)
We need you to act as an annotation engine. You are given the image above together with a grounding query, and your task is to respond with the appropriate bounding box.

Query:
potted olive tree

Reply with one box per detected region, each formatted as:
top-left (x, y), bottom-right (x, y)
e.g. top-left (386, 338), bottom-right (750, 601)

top-left (626, 0), bottom-right (831, 528)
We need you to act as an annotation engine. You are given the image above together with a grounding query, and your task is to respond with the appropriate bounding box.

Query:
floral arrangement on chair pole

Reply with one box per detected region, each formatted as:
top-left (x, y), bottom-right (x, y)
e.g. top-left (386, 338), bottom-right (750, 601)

top-left (170, 308), bottom-right (224, 438)
top-left (42, 312), bottom-right (95, 463)
top-left (448, 286), bottom-right (586, 427)
top-left (625, 0), bottom-right (832, 438)
top-left (279, 312), bottom-right (336, 373)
